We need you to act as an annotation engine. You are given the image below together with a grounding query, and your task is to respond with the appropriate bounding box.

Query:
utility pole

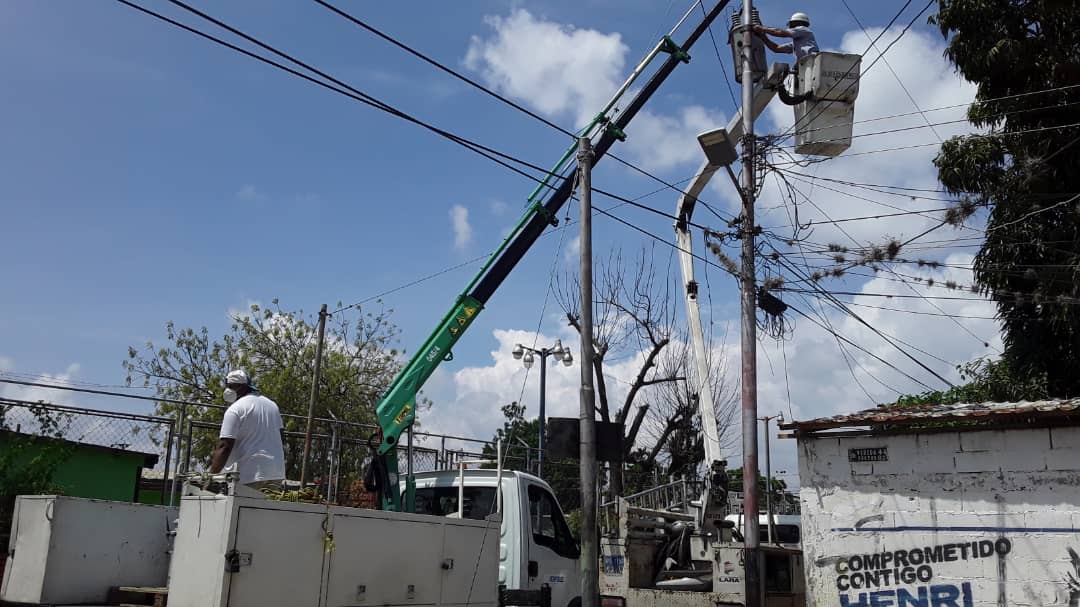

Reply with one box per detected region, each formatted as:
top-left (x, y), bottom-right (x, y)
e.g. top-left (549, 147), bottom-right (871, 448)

top-left (539, 352), bottom-right (547, 475)
top-left (577, 135), bottom-right (599, 607)
top-left (759, 413), bottom-right (783, 545)
top-left (739, 2), bottom-right (762, 606)
top-left (300, 303), bottom-right (328, 487)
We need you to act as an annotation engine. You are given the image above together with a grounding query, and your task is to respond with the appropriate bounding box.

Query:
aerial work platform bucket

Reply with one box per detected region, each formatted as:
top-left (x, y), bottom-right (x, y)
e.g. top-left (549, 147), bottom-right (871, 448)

top-left (793, 52), bottom-right (862, 157)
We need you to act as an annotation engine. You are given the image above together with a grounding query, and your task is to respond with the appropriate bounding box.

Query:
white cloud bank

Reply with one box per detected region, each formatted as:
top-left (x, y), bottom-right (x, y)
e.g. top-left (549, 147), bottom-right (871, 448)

top-left (464, 8), bottom-right (729, 175)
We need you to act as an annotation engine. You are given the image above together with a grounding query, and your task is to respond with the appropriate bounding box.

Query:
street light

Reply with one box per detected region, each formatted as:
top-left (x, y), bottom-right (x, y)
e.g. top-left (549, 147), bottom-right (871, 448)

top-left (512, 339), bottom-right (573, 476)
top-left (758, 413), bottom-right (785, 544)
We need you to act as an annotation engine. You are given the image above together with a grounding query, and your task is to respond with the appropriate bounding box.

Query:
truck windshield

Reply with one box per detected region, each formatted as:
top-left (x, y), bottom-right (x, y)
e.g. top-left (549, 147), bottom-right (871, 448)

top-left (762, 524), bottom-right (800, 544)
top-left (411, 486), bottom-right (496, 521)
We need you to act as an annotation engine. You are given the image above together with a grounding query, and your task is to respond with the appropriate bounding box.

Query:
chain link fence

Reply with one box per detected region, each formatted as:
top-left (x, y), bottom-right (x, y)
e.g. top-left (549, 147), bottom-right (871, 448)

top-left (1, 395), bottom-right (797, 519)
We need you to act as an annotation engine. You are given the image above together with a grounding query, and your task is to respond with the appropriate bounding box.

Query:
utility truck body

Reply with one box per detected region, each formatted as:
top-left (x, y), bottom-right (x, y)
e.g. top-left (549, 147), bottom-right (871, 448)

top-left (411, 470), bottom-right (582, 607)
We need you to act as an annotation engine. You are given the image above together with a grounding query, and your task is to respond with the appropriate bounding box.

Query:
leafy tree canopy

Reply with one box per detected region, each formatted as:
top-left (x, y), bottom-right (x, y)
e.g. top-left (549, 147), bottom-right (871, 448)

top-left (932, 0), bottom-right (1080, 395)
top-left (892, 356), bottom-right (1049, 406)
top-left (124, 300), bottom-right (413, 474)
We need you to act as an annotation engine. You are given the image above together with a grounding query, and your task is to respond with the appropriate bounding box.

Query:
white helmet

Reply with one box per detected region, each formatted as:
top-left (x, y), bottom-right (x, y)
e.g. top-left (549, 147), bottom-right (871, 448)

top-left (788, 12), bottom-right (810, 26)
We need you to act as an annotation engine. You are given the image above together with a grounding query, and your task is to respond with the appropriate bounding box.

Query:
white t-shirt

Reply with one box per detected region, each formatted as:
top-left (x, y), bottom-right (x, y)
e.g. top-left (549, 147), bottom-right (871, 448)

top-left (778, 26), bottom-right (819, 60)
top-left (220, 393), bottom-right (286, 484)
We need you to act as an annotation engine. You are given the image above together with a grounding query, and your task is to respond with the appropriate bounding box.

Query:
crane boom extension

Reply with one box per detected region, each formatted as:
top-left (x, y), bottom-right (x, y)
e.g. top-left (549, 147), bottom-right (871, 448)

top-left (372, 0), bottom-right (729, 511)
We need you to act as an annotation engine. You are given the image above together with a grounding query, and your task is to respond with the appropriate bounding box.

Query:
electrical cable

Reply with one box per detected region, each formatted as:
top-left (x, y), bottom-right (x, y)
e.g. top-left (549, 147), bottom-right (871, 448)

top-left (116, 0), bottom-right (565, 193)
top-left (772, 0), bottom-right (924, 142)
top-left (770, 121), bottom-right (1080, 165)
top-left (837, 83), bottom-right (1080, 130)
top-left (766, 177), bottom-right (996, 351)
top-left (771, 173), bottom-right (935, 394)
top-left (765, 243), bottom-right (956, 387)
top-left (700, 0), bottom-right (739, 112)
top-left (313, 0), bottom-right (741, 229)
top-left (840, 0), bottom-right (943, 143)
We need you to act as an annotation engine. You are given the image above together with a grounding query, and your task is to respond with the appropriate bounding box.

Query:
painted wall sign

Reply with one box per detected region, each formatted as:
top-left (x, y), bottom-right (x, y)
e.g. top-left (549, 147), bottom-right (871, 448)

top-left (848, 447), bottom-right (888, 462)
top-left (797, 426), bottom-right (1080, 607)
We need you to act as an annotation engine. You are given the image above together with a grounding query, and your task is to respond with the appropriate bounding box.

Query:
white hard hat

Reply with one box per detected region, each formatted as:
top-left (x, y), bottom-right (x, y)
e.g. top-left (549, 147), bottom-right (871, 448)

top-left (225, 369), bottom-right (252, 387)
top-left (789, 12), bottom-right (810, 25)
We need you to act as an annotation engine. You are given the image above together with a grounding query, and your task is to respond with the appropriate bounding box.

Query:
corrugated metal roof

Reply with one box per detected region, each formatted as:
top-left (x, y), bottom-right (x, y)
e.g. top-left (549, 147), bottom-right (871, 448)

top-left (779, 398), bottom-right (1080, 433)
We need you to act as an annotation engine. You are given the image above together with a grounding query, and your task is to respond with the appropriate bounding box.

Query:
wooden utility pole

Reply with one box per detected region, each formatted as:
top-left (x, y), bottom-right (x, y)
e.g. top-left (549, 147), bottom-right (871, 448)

top-left (300, 303), bottom-right (328, 487)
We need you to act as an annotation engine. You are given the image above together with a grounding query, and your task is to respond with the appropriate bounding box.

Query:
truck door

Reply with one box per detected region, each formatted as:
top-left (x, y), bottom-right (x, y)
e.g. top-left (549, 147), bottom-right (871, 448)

top-left (525, 482), bottom-right (581, 607)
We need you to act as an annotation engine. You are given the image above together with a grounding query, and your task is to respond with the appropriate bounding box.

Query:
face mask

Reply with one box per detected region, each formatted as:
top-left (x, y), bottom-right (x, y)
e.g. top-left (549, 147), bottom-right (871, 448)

top-left (223, 388), bottom-right (238, 404)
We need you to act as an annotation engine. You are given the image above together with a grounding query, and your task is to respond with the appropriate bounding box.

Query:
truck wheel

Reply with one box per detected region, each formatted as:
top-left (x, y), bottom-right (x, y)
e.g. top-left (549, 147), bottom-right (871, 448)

top-left (567, 598), bottom-right (581, 607)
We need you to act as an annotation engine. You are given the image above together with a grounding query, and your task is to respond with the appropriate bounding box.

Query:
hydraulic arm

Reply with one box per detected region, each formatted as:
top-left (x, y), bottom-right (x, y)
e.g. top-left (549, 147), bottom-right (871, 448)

top-left (370, 0), bottom-right (730, 512)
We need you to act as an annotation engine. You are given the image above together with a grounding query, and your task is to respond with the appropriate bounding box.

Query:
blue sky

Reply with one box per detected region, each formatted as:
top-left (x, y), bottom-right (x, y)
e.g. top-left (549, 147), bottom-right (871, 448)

top-left (0, 1), bottom-right (997, 481)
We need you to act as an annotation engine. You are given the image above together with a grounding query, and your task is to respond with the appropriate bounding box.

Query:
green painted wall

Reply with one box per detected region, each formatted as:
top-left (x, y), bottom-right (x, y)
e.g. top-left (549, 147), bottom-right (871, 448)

top-left (50, 448), bottom-right (145, 502)
top-left (0, 436), bottom-right (150, 502)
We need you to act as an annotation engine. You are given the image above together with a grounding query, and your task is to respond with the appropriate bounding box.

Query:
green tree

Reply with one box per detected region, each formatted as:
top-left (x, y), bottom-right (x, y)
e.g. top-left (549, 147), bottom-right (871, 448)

top-left (931, 0), bottom-right (1080, 395)
top-left (481, 402), bottom-right (580, 512)
top-left (891, 356), bottom-right (1049, 406)
top-left (0, 405), bottom-right (73, 556)
top-left (124, 300), bottom-right (413, 480)
top-left (726, 466), bottom-right (787, 498)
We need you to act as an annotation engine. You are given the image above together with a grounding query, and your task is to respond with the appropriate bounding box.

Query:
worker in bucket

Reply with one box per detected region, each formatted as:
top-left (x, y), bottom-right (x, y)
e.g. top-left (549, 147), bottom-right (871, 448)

top-left (210, 369), bottom-right (286, 491)
top-left (753, 12), bottom-right (819, 61)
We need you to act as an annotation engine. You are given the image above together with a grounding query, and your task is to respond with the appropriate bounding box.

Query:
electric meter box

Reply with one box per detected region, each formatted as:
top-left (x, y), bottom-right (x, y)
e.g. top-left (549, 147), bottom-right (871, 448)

top-left (793, 52), bottom-right (863, 157)
top-left (168, 495), bottom-right (500, 607)
top-left (1, 496), bottom-right (176, 605)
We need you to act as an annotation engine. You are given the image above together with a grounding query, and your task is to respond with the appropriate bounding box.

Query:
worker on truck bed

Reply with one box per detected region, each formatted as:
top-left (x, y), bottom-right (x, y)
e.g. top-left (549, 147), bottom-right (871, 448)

top-left (210, 369), bottom-right (286, 491)
top-left (754, 12), bottom-right (819, 61)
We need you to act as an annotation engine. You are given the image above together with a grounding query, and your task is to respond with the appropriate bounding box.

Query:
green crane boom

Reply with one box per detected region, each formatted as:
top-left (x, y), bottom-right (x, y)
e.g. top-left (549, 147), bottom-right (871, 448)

top-left (370, 0), bottom-right (729, 511)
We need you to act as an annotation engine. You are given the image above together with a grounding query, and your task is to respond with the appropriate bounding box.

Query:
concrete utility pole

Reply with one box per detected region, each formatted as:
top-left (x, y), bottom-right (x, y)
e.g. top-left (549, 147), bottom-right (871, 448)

top-left (759, 413), bottom-right (783, 544)
top-left (577, 135), bottom-right (599, 607)
top-left (739, 2), bottom-right (762, 606)
top-left (300, 303), bottom-right (328, 487)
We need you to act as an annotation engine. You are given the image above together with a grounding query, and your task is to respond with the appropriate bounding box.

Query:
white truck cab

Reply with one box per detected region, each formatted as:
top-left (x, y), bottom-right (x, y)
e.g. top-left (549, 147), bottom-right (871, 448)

top-left (407, 469), bottom-right (582, 607)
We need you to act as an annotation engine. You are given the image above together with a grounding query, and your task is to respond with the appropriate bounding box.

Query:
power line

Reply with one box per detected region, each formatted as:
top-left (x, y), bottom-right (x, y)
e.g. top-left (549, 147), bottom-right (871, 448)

top-left (116, 0), bottom-right (566, 191)
top-left (775, 101), bottom-right (1080, 150)
top-left (313, 0), bottom-right (740, 231)
top-left (310, 0), bottom-right (577, 138)
top-left (761, 205), bottom-right (955, 230)
top-left (837, 300), bottom-right (1003, 320)
top-left (766, 246), bottom-right (956, 387)
top-left (700, 0), bottom-right (739, 112)
top-left (841, 83), bottom-right (1080, 129)
top-left (774, 169), bottom-right (997, 352)
top-left (780, 302), bottom-right (936, 392)
top-left (770, 121), bottom-right (1080, 165)
top-left (122, 0), bottom-right (751, 272)
top-left (774, 0), bottom-right (925, 142)
top-left (332, 254), bottom-right (490, 315)
top-left (840, 0), bottom-right (943, 142)
top-left (777, 288), bottom-right (1080, 304)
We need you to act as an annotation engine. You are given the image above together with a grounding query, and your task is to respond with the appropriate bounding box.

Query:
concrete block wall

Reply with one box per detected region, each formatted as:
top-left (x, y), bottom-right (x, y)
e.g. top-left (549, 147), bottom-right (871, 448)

top-left (797, 426), bottom-right (1080, 607)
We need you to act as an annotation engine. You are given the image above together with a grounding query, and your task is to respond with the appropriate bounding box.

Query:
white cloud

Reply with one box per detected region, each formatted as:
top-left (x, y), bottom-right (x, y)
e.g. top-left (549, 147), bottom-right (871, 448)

top-left (450, 204), bottom-right (473, 251)
top-left (489, 199), bottom-right (509, 216)
top-left (465, 8), bottom-right (628, 128)
top-left (0, 359), bottom-right (80, 405)
top-left (236, 184), bottom-right (263, 202)
top-left (622, 106), bottom-right (729, 173)
top-left (465, 9), bottom-right (729, 175)
top-left (747, 26), bottom-right (980, 245)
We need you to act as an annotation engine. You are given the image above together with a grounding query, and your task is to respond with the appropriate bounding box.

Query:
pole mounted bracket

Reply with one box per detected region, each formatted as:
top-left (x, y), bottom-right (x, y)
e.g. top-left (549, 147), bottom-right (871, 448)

top-left (604, 122), bottom-right (627, 142)
top-left (531, 202), bottom-right (560, 227)
top-left (660, 36), bottom-right (691, 63)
